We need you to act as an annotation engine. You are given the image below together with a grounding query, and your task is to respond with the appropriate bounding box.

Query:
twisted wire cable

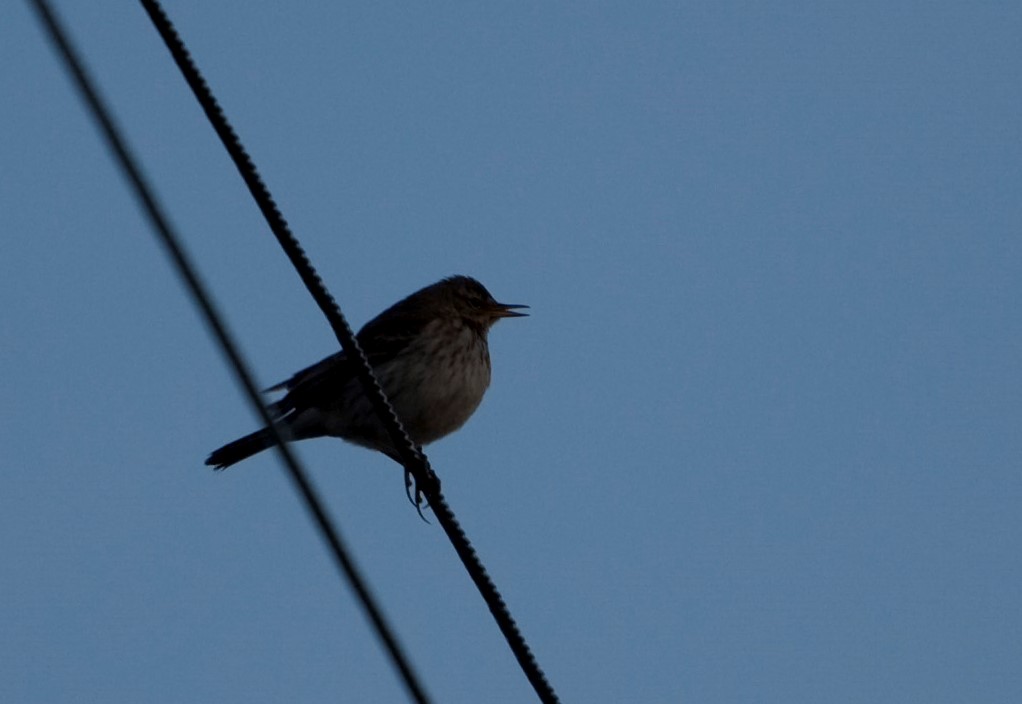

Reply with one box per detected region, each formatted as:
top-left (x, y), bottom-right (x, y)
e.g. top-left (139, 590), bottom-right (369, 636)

top-left (27, 2), bottom-right (431, 701)
top-left (137, 3), bottom-right (559, 700)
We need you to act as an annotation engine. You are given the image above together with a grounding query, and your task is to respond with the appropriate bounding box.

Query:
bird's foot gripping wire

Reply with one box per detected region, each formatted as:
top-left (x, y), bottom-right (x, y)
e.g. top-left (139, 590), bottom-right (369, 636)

top-left (403, 452), bottom-right (440, 522)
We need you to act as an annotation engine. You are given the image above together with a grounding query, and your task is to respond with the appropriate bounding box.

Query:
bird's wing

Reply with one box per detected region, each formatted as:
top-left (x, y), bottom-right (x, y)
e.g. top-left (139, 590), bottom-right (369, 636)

top-left (264, 351), bottom-right (348, 393)
top-left (261, 350), bottom-right (350, 419)
top-left (356, 307), bottom-right (431, 366)
top-left (263, 308), bottom-right (431, 416)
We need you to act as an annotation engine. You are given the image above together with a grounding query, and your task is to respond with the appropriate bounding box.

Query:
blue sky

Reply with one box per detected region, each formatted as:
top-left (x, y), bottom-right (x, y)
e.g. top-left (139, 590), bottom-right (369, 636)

top-left (3, 2), bottom-right (1020, 702)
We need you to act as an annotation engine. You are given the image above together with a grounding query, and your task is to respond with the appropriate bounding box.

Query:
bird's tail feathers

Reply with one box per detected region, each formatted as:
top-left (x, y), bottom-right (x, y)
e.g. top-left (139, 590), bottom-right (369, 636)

top-left (205, 428), bottom-right (276, 470)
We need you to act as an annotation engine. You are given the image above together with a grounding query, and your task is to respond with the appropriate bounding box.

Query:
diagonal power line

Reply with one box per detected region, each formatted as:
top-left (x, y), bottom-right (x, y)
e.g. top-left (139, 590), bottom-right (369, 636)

top-left (26, 2), bottom-right (432, 702)
top-left (138, 1), bottom-right (560, 701)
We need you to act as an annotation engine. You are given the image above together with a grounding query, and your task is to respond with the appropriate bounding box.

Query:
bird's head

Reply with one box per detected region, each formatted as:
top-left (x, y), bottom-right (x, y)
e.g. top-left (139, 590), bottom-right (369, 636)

top-left (440, 275), bottom-right (528, 328)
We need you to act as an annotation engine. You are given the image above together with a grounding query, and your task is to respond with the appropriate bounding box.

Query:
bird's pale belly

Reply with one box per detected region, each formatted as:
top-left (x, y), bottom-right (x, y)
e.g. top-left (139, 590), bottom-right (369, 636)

top-left (316, 345), bottom-right (491, 452)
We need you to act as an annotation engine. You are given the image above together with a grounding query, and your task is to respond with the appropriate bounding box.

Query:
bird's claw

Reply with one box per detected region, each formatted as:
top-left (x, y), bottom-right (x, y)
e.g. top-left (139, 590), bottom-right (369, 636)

top-left (404, 468), bottom-right (430, 522)
top-left (403, 451), bottom-right (440, 522)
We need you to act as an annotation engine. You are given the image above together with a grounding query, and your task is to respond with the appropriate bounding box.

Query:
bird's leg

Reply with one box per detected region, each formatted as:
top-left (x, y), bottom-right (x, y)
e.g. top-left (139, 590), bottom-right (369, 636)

top-left (404, 466), bottom-right (428, 520)
top-left (397, 446), bottom-right (440, 521)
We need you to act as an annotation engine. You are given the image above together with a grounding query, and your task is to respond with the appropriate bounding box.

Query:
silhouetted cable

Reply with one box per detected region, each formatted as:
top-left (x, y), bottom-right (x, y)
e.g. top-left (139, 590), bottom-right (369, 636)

top-left (138, 3), bottom-right (560, 701)
top-left (27, 3), bottom-right (431, 702)
top-left (137, 0), bottom-right (431, 496)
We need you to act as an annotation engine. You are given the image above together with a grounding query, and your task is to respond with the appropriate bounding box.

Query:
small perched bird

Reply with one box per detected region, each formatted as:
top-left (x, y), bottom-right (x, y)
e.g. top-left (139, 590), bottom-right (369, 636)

top-left (206, 275), bottom-right (527, 469)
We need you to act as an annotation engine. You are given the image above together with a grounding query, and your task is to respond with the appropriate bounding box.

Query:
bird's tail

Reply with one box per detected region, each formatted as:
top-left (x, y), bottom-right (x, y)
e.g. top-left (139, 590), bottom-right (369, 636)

top-left (205, 428), bottom-right (277, 470)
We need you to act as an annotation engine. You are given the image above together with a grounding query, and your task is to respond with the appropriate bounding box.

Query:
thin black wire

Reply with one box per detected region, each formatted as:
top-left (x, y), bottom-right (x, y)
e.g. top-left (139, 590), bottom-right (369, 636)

top-left (26, 3), bottom-right (431, 702)
top-left (138, 0), bottom-right (432, 494)
top-left (136, 3), bottom-right (560, 702)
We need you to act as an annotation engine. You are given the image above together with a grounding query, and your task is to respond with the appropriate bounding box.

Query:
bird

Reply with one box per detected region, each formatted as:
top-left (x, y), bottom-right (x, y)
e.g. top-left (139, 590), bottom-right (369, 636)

top-left (205, 275), bottom-right (527, 469)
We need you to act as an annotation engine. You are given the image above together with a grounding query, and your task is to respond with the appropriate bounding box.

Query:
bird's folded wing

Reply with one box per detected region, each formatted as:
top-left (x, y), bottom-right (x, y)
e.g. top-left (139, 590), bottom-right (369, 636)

top-left (264, 351), bottom-right (348, 393)
top-left (261, 309), bottom-right (429, 415)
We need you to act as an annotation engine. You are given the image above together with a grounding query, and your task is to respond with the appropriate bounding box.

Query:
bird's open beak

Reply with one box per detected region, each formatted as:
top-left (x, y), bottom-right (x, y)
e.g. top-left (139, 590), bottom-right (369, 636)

top-left (493, 302), bottom-right (529, 318)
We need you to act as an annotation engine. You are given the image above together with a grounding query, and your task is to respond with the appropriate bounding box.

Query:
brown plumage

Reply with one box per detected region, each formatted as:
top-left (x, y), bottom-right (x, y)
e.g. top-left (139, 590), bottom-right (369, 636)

top-left (205, 276), bottom-right (527, 469)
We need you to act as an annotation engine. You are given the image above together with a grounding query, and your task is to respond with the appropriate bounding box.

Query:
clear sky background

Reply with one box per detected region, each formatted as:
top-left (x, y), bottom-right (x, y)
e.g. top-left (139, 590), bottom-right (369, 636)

top-left (2, 2), bottom-right (1020, 702)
